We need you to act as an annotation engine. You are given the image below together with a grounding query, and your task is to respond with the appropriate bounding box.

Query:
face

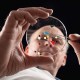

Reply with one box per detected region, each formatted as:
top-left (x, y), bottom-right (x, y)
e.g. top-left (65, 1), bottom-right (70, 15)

top-left (27, 25), bottom-right (67, 72)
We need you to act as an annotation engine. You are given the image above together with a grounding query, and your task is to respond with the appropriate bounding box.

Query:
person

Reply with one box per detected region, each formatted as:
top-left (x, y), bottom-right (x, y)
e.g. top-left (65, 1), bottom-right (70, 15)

top-left (1, 19), bottom-right (69, 80)
top-left (68, 34), bottom-right (80, 65)
top-left (0, 7), bottom-right (54, 77)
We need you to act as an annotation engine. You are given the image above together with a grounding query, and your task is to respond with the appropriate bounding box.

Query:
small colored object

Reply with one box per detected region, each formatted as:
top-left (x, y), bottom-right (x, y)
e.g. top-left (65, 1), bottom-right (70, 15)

top-left (43, 31), bottom-right (49, 35)
top-left (50, 40), bottom-right (56, 45)
top-left (43, 36), bottom-right (47, 40)
top-left (47, 35), bottom-right (49, 38)
top-left (54, 36), bottom-right (58, 39)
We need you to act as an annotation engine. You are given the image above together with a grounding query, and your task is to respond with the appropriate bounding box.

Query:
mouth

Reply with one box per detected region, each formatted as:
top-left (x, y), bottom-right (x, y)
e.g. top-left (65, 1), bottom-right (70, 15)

top-left (37, 51), bottom-right (55, 62)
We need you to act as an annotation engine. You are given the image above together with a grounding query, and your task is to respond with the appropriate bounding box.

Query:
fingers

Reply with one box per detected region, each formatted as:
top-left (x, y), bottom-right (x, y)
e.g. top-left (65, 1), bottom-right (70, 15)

top-left (68, 34), bottom-right (80, 65)
top-left (24, 55), bottom-right (53, 68)
top-left (38, 7), bottom-right (53, 15)
top-left (4, 7), bottom-right (53, 31)
top-left (18, 7), bottom-right (53, 15)
top-left (17, 7), bottom-right (53, 19)
top-left (14, 11), bottom-right (37, 24)
top-left (5, 10), bottom-right (37, 28)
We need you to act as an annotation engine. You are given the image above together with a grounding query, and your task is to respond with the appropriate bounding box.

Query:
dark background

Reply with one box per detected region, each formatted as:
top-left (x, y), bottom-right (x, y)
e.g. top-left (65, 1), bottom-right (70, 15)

top-left (0, 0), bottom-right (80, 80)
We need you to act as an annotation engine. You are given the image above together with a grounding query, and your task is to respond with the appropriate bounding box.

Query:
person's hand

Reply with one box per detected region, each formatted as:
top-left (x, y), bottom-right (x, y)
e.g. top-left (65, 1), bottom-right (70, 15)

top-left (68, 34), bottom-right (80, 65)
top-left (0, 7), bottom-right (53, 77)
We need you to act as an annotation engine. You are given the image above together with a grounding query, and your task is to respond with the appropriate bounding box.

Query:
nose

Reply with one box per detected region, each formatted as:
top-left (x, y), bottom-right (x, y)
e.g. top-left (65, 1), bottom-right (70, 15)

top-left (39, 40), bottom-right (52, 48)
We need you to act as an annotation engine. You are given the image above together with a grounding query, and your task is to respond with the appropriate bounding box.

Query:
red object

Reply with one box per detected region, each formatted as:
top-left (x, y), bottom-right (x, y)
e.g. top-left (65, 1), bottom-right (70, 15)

top-left (50, 40), bottom-right (55, 45)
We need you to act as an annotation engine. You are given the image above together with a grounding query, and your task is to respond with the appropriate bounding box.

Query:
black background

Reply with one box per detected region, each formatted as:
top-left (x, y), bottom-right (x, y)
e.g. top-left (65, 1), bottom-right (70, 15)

top-left (0, 0), bottom-right (80, 80)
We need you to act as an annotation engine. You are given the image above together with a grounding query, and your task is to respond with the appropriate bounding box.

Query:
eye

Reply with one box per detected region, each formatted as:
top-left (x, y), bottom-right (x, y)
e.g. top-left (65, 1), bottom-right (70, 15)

top-left (52, 37), bottom-right (61, 44)
top-left (37, 35), bottom-right (48, 41)
top-left (40, 36), bottom-right (48, 41)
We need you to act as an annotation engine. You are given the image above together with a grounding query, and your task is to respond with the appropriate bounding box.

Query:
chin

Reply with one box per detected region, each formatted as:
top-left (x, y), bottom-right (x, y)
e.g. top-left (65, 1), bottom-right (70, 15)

top-left (38, 64), bottom-right (54, 70)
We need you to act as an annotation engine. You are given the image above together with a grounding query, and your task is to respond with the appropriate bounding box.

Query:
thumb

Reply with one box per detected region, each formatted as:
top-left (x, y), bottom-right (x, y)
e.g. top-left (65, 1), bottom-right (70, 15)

top-left (69, 34), bottom-right (80, 40)
top-left (25, 55), bottom-right (53, 68)
top-left (68, 34), bottom-right (80, 53)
